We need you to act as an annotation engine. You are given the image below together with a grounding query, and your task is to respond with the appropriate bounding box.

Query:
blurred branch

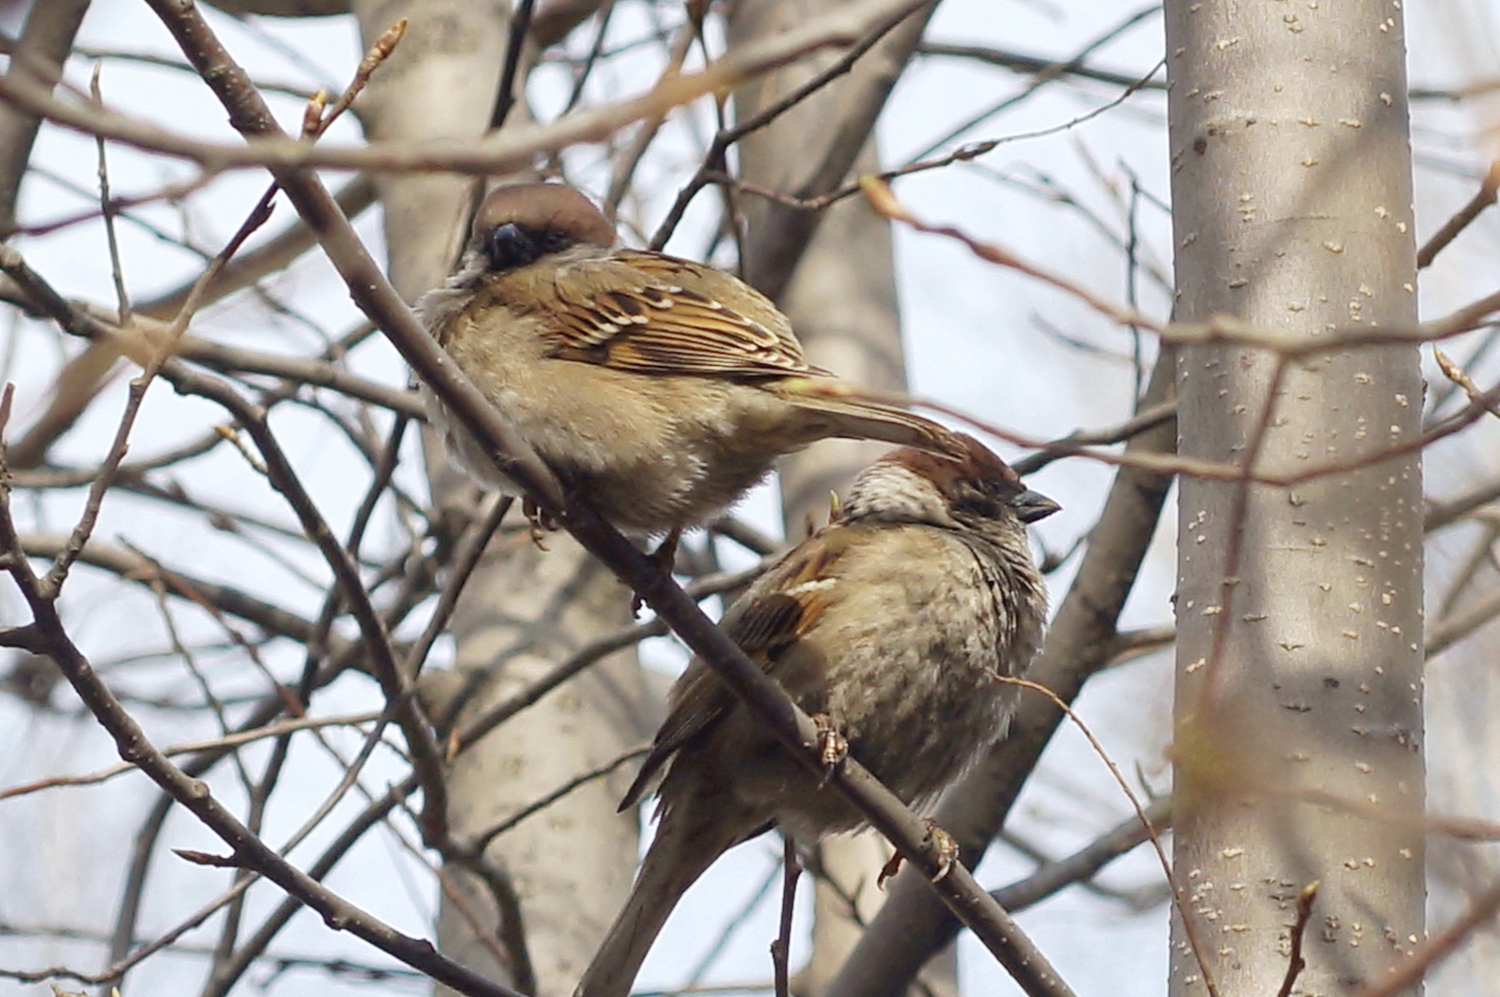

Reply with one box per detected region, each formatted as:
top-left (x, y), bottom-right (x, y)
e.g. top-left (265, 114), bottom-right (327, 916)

top-left (73, 44), bottom-right (321, 100)
top-left (136, 174), bottom-right (378, 319)
top-left (1354, 878), bottom-right (1500, 997)
top-left (201, 0), bottom-right (349, 14)
top-left (1427, 584), bottom-right (1500, 659)
top-left (1427, 480), bottom-right (1500, 532)
top-left (0, 711), bottom-right (382, 801)
top-left (491, 0), bottom-right (538, 130)
top-left (1105, 626), bottom-right (1175, 668)
top-left (1415, 158), bottom-right (1499, 269)
top-left (16, 533), bottom-right (320, 643)
top-left (172, 335), bottom-right (422, 414)
top-left (868, 176), bottom-right (1500, 354)
top-left (915, 41), bottom-right (1500, 104)
top-left (917, 39), bottom-right (1164, 90)
top-left (0, 0), bottom-right (91, 230)
top-left (0, 0), bottom-right (941, 176)
top-left (993, 796), bottom-right (1173, 912)
top-left (531, 0), bottom-right (610, 48)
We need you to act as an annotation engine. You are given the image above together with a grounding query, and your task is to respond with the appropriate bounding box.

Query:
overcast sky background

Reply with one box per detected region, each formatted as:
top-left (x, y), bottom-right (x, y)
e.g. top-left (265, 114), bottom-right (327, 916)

top-left (1, 0), bottom-right (1498, 995)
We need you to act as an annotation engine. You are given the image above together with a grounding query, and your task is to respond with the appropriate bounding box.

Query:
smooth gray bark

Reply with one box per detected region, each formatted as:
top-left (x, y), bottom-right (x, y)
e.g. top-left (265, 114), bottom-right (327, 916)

top-left (1165, 0), bottom-right (1425, 994)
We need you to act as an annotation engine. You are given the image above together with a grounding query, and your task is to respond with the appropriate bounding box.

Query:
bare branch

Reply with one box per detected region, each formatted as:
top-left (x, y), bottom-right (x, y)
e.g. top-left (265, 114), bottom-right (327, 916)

top-left (992, 796), bottom-right (1173, 913)
top-left (0, 500), bottom-right (521, 997)
top-left (0, 0), bottom-right (940, 177)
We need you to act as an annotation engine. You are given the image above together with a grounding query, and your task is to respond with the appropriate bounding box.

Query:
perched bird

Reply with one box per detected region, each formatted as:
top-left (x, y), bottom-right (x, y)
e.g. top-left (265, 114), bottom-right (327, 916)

top-left (574, 434), bottom-right (1058, 997)
top-left (416, 182), bottom-right (963, 535)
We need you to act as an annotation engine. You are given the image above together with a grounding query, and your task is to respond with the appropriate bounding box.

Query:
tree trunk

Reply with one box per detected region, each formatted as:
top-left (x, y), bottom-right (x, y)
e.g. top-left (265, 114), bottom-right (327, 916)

top-left (1165, 0), bottom-right (1425, 993)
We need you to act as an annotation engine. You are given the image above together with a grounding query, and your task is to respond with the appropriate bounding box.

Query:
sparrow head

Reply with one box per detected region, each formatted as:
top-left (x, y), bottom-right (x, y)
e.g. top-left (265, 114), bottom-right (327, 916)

top-left (471, 183), bottom-right (617, 274)
top-left (842, 433), bottom-right (1059, 529)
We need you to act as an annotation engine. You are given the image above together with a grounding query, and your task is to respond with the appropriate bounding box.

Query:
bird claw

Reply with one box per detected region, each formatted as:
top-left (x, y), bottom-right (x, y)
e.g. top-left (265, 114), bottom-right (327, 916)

top-left (876, 819), bottom-right (958, 888)
top-left (812, 713), bottom-right (848, 783)
top-left (877, 850), bottom-right (902, 889)
top-left (923, 818), bottom-right (958, 883)
top-left (521, 498), bottom-right (555, 550)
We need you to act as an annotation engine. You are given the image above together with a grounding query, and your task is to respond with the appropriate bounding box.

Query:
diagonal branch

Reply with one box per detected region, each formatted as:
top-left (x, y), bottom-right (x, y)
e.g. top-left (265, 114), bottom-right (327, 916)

top-left (140, 2), bottom-right (1077, 994)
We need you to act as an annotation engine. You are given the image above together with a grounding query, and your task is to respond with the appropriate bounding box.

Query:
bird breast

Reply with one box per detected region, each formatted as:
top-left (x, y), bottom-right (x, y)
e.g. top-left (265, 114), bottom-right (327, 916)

top-left (781, 524), bottom-right (1034, 811)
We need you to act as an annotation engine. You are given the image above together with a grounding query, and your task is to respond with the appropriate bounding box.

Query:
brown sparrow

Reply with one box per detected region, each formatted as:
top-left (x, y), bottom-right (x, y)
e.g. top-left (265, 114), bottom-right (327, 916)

top-left (416, 182), bottom-right (964, 535)
top-left (573, 433), bottom-right (1057, 997)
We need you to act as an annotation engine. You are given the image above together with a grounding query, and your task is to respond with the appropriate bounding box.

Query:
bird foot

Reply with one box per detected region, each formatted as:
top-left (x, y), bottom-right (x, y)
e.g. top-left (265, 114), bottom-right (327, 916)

top-left (923, 819), bottom-right (959, 883)
top-left (521, 498), bottom-right (556, 550)
top-left (812, 713), bottom-right (848, 782)
top-left (877, 819), bottom-right (958, 888)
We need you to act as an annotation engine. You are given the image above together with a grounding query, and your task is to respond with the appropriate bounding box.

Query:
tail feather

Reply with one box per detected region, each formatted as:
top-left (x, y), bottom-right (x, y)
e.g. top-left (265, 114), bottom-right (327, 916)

top-left (772, 378), bottom-right (964, 456)
top-left (574, 808), bottom-right (741, 997)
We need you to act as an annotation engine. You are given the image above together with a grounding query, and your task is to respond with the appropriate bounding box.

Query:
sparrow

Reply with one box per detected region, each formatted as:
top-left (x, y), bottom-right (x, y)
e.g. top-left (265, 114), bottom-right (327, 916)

top-left (573, 433), bottom-right (1058, 997)
top-left (416, 182), bottom-right (965, 536)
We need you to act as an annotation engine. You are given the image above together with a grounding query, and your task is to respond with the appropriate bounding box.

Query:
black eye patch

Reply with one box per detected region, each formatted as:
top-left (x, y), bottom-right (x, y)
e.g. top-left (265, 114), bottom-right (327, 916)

top-left (951, 486), bottom-right (1007, 520)
top-left (484, 224), bottom-right (574, 272)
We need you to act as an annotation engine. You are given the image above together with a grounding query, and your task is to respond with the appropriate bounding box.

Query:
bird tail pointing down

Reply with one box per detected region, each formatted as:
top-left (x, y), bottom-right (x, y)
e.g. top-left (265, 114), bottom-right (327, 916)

top-left (573, 807), bottom-right (742, 997)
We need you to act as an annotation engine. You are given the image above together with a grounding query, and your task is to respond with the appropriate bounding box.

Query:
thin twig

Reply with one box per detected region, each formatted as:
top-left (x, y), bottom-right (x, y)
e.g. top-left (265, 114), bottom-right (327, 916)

top-left (492, 0), bottom-right (537, 130)
top-left (998, 676), bottom-right (1216, 997)
top-left (90, 65), bottom-right (131, 324)
top-left (992, 796), bottom-right (1173, 913)
top-left (466, 747), bottom-right (648, 852)
top-left (322, 19), bottom-right (408, 134)
top-left (1275, 881), bottom-right (1319, 997)
top-left (0, 504), bottom-right (520, 997)
top-left (1435, 346), bottom-right (1500, 420)
top-left (647, 0), bottom-right (929, 249)
top-left (1416, 158), bottom-right (1500, 268)
top-left (0, 712), bottom-right (383, 801)
top-left (904, 4), bottom-right (1160, 163)
top-left (772, 837), bottom-right (800, 997)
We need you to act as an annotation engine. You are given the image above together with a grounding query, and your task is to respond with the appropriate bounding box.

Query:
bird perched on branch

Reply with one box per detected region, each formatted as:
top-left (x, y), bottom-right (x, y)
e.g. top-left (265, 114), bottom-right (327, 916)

top-left (573, 434), bottom-right (1057, 997)
top-left (416, 181), bottom-right (964, 536)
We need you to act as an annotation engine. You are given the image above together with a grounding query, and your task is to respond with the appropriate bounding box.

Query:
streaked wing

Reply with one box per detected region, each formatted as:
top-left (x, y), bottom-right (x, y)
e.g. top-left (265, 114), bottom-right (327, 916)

top-left (620, 530), bottom-right (848, 807)
top-left (542, 250), bottom-right (819, 378)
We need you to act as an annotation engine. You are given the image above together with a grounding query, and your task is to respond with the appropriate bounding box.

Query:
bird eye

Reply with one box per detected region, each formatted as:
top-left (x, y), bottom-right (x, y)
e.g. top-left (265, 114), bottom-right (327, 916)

top-left (483, 224), bottom-right (575, 272)
top-left (484, 222), bottom-right (540, 272)
top-left (951, 484), bottom-right (1006, 520)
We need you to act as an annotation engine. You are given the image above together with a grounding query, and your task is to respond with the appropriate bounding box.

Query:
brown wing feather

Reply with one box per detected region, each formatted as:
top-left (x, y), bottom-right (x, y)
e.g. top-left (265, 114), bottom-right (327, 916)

top-left (619, 531), bottom-right (848, 810)
top-left (540, 250), bottom-right (821, 378)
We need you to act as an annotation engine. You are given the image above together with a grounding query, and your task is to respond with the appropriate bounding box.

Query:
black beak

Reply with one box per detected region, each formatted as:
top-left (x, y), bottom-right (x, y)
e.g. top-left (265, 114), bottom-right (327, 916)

top-left (1010, 489), bottom-right (1060, 524)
